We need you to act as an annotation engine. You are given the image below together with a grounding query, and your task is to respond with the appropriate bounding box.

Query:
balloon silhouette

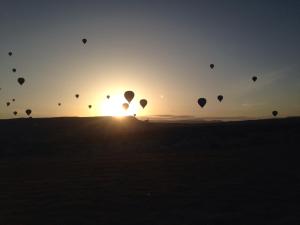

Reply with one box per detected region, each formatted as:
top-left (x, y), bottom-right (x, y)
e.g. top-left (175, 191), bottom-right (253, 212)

top-left (252, 76), bottom-right (257, 82)
top-left (12, 99), bottom-right (15, 102)
top-left (17, 77), bottom-right (25, 85)
top-left (82, 38), bottom-right (87, 44)
top-left (217, 95), bottom-right (223, 102)
top-left (25, 109), bottom-right (32, 116)
top-left (197, 98), bottom-right (207, 108)
top-left (75, 94), bottom-right (79, 98)
top-left (8, 52), bottom-right (12, 56)
top-left (140, 99), bottom-right (148, 108)
top-left (272, 111), bottom-right (278, 117)
top-left (134, 113), bottom-right (136, 117)
top-left (210, 64), bottom-right (214, 69)
top-left (12, 68), bottom-right (16, 73)
top-left (6, 102), bottom-right (10, 107)
top-left (58, 103), bottom-right (61, 106)
top-left (122, 103), bottom-right (129, 110)
top-left (107, 95), bottom-right (110, 99)
top-left (124, 91), bottom-right (134, 103)
top-left (13, 111), bottom-right (18, 116)
top-left (88, 105), bottom-right (92, 109)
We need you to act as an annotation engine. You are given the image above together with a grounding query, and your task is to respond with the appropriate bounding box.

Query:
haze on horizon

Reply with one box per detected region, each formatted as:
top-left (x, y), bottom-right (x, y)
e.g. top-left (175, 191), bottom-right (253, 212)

top-left (0, 0), bottom-right (300, 120)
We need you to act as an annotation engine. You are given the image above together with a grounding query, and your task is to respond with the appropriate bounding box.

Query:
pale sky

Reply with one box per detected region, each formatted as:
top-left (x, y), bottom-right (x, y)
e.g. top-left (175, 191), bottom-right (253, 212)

top-left (1, 0), bottom-right (300, 119)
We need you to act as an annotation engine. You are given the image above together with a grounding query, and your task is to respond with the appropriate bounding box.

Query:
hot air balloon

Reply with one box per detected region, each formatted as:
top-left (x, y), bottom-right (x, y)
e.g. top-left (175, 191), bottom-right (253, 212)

top-left (252, 76), bottom-right (257, 82)
top-left (88, 105), bottom-right (92, 109)
top-left (58, 103), bottom-right (61, 106)
top-left (82, 38), bottom-right (87, 44)
top-left (8, 52), bottom-right (12, 56)
top-left (75, 94), bottom-right (79, 99)
top-left (134, 113), bottom-right (136, 117)
top-left (124, 91), bottom-right (134, 103)
top-left (217, 95), bottom-right (223, 102)
top-left (210, 64), bottom-right (214, 69)
top-left (12, 99), bottom-right (15, 102)
top-left (25, 109), bottom-right (32, 116)
top-left (12, 68), bottom-right (16, 73)
top-left (17, 77), bottom-right (25, 85)
top-left (197, 98), bottom-right (207, 108)
top-left (6, 102), bottom-right (10, 107)
top-left (13, 111), bottom-right (17, 116)
top-left (107, 95), bottom-right (110, 99)
top-left (122, 103), bottom-right (129, 110)
top-left (140, 99), bottom-right (147, 108)
top-left (272, 111), bottom-right (278, 117)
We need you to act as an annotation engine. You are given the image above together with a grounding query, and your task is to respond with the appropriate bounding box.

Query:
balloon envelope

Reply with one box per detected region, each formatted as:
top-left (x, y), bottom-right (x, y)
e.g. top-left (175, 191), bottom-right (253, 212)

top-left (25, 109), bottom-right (32, 116)
top-left (272, 111), bottom-right (278, 117)
top-left (107, 95), bottom-right (110, 99)
top-left (8, 52), bottom-right (12, 56)
top-left (252, 76), bottom-right (257, 82)
top-left (12, 68), bottom-right (16, 73)
top-left (210, 64), bottom-right (214, 69)
top-left (140, 99), bottom-right (148, 108)
top-left (88, 105), bottom-right (92, 109)
top-left (124, 91), bottom-right (134, 103)
top-left (58, 103), bottom-right (61, 106)
top-left (122, 103), bottom-right (129, 110)
top-left (17, 77), bottom-right (25, 85)
top-left (6, 102), bottom-right (10, 107)
top-left (197, 98), bottom-right (207, 108)
top-left (82, 38), bottom-right (87, 44)
top-left (13, 111), bottom-right (17, 116)
top-left (217, 95), bottom-right (223, 102)
top-left (75, 94), bottom-right (79, 98)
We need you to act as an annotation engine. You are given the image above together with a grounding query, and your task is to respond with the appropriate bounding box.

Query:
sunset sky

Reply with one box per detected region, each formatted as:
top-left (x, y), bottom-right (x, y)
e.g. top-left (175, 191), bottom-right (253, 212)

top-left (0, 0), bottom-right (300, 119)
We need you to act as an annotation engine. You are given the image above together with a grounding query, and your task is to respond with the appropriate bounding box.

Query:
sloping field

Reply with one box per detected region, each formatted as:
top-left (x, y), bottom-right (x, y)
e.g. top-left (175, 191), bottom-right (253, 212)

top-left (0, 117), bottom-right (299, 225)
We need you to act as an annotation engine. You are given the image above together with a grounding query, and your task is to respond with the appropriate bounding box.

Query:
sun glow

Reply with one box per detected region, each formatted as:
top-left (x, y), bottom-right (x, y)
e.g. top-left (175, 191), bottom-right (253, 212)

top-left (101, 94), bottom-right (139, 117)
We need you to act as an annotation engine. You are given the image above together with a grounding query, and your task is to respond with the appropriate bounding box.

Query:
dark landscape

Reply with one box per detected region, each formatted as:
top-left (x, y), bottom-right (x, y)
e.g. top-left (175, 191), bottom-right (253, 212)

top-left (1, 117), bottom-right (299, 225)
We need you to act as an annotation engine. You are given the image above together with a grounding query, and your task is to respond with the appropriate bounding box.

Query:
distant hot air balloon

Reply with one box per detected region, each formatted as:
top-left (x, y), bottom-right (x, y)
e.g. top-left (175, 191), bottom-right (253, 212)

top-left (210, 64), bottom-right (214, 69)
top-left (252, 76), bottom-right (257, 82)
top-left (217, 95), bottom-right (223, 102)
top-left (82, 38), bottom-right (87, 44)
top-left (107, 95), bottom-right (110, 99)
top-left (6, 102), bottom-right (10, 107)
top-left (75, 94), bottom-right (79, 99)
top-left (12, 98), bottom-right (15, 102)
top-left (8, 52), bottom-right (12, 56)
top-left (13, 111), bottom-right (18, 116)
top-left (25, 109), bottom-right (32, 116)
top-left (197, 98), bottom-right (207, 108)
top-left (17, 77), bottom-right (25, 85)
top-left (124, 91), bottom-right (134, 103)
top-left (88, 105), bottom-right (92, 109)
top-left (58, 103), bottom-right (61, 106)
top-left (140, 99), bottom-right (148, 108)
top-left (122, 103), bottom-right (129, 110)
top-left (134, 113), bottom-right (136, 117)
top-left (272, 111), bottom-right (278, 117)
top-left (12, 68), bottom-right (16, 73)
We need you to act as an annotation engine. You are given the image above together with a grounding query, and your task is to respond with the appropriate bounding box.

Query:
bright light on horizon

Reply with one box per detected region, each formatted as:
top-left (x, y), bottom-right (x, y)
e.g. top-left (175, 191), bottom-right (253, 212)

top-left (100, 94), bottom-right (139, 117)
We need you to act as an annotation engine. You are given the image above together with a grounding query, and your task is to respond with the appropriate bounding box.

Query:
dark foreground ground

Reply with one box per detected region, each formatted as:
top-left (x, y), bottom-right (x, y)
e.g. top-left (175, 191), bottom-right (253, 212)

top-left (0, 117), bottom-right (300, 225)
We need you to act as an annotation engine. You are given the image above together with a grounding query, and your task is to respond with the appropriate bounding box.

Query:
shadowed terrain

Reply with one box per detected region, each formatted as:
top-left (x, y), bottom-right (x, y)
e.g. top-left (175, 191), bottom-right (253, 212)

top-left (0, 117), bottom-right (299, 225)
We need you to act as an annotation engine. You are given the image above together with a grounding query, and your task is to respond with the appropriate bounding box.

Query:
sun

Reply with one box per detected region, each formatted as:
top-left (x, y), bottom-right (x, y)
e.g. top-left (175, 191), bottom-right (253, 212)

top-left (100, 94), bottom-right (138, 117)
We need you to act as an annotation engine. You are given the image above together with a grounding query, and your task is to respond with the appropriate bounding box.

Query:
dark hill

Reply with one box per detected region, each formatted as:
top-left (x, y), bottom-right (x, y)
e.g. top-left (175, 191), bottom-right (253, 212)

top-left (0, 117), bottom-right (300, 225)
